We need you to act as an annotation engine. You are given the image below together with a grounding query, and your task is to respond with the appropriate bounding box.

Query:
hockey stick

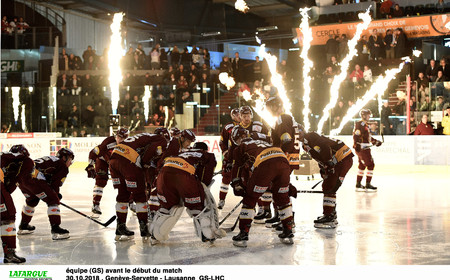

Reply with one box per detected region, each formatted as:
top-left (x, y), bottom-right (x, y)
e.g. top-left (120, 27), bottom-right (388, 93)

top-left (297, 190), bottom-right (323, 194)
top-left (311, 179), bottom-right (324, 189)
top-left (60, 202), bottom-right (116, 227)
top-left (222, 216), bottom-right (239, 233)
top-left (219, 199), bottom-right (243, 226)
top-left (213, 170), bottom-right (222, 177)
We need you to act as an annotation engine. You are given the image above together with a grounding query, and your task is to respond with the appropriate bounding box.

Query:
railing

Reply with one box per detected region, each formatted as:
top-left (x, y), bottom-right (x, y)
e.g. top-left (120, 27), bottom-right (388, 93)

top-left (1, 26), bottom-right (62, 49)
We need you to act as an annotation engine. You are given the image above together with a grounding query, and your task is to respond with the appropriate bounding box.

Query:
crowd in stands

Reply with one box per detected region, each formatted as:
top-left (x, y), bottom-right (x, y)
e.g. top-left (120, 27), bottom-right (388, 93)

top-left (1, 15), bottom-right (30, 48)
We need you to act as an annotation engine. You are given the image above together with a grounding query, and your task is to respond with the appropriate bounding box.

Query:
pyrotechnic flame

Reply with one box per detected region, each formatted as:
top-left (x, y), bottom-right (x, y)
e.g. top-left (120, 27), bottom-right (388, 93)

top-left (317, 9), bottom-right (372, 134)
top-left (299, 8), bottom-right (314, 132)
top-left (412, 50), bottom-right (422, 57)
top-left (164, 106), bottom-right (169, 127)
top-left (108, 12), bottom-right (124, 114)
top-left (21, 104), bottom-right (26, 132)
top-left (330, 60), bottom-right (406, 136)
top-left (219, 72), bottom-right (236, 90)
top-left (258, 44), bottom-right (292, 115)
top-left (143, 85), bottom-right (151, 123)
top-left (241, 89), bottom-right (277, 128)
top-left (255, 35), bottom-right (261, 44)
top-left (11, 87), bottom-right (20, 123)
top-left (235, 0), bottom-right (249, 13)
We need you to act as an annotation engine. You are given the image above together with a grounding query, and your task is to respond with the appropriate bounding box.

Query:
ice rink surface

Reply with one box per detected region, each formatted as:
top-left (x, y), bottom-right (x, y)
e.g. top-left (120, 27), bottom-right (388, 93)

top-left (7, 163), bottom-right (450, 265)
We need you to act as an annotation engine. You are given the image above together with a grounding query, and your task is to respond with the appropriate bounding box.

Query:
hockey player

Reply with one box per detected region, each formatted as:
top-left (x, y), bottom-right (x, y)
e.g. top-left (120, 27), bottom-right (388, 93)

top-left (264, 95), bottom-right (301, 227)
top-left (109, 132), bottom-right (168, 241)
top-left (148, 129), bottom-right (194, 218)
top-left (230, 127), bottom-right (294, 247)
top-left (0, 147), bottom-right (30, 263)
top-left (150, 142), bottom-right (224, 243)
top-left (298, 127), bottom-right (354, 229)
top-left (218, 108), bottom-right (240, 210)
top-left (169, 127), bottom-right (181, 138)
top-left (353, 109), bottom-right (382, 192)
top-left (87, 128), bottom-right (129, 215)
top-left (17, 148), bottom-right (74, 240)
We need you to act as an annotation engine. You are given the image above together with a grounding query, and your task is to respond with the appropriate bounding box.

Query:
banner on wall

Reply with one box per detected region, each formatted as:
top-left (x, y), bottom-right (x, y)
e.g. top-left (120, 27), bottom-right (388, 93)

top-left (296, 14), bottom-right (450, 45)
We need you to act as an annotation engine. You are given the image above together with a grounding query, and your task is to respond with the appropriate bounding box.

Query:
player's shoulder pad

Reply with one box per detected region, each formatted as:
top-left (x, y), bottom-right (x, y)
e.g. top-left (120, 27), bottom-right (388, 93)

top-left (225, 123), bottom-right (234, 130)
top-left (253, 121), bottom-right (263, 126)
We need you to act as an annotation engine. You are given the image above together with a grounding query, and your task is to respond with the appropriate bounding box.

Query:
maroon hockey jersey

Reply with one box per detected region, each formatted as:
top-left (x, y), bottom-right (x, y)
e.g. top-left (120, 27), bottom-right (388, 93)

top-left (302, 132), bottom-right (353, 168)
top-left (353, 120), bottom-right (379, 150)
top-left (0, 152), bottom-right (36, 193)
top-left (271, 114), bottom-right (300, 169)
top-left (88, 135), bottom-right (117, 164)
top-left (34, 155), bottom-right (69, 194)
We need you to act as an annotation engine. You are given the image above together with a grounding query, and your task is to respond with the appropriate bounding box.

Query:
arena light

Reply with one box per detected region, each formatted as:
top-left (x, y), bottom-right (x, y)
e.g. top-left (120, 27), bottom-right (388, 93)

top-left (235, 0), bottom-right (249, 13)
top-left (218, 72), bottom-right (236, 90)
top-left (11, 87), bottom-right (20, 124)
top-left (258, 44), bottom-right (291, 115)
top-left (256, 26), bottom-right (278, 32)
top-left (317, 9), bottom-right (372, 134)
top-left (330, 58), bottom-right (408, 136)
top-left (299, 8), bottom-right (314, 132)
top-left (108, 12), bottom-right (124, 115)
top-left (201, 31), bottom-right (221, 37)
top-left (143, 85), bottom-right (151, 123)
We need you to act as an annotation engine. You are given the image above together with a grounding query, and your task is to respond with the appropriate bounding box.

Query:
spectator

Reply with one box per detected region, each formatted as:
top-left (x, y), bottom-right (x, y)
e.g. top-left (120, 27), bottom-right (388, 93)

top-left (176, 75), bottom-right (188, 91)
top-left (150, 47), bottom-right (160, 70)
top-left (431, 71), bottom-right (448, 98)
top-left (414, 114), bottom-right (435, 135)
top-left (1, 15), bottom-right (10, 34)
top-left (191, 47), bottom-right (201, 67)
top-left (160, 48), bottom-right (168, 69)
top-left (426, 59), bottom-right (439, 82)
top-left (384, 29), bottom-right (395, 59)
top-left (84, 55), bottom-right (97, 70)
top-left (82, 74), bottom-right (95, 94)
top-left (148, 113), bottom-right (161, 126)
top-left (369, 123), bottom-right (379, 135)
top-left (325, 35), bottom-right (339, 63)
top-left (363, 65), bottom-right (373, 86)
top-left (356, 35), bottom-right (370, 63)
top-left (57, 74), bottom-right (70, 95)
top-left (349, 64), bottom-right (364, 84)
top-left (188, 74), bottom-right (200, 93)
top-left (323, 66), bottom-right (335, 85)
top-left (252, 56), bottom-right (263, 81)
top-left (368, 29), bottom-right (383, 60)
top-left (381, 100), bottom-right (394, 134)
top-left (391, 4), bottom-right (404, 18)
top-left (180, 47), bottom-right (191, 68)
top-left (394, 28), bottom-right (406, 58)
top-left (68, 105), bottom-right (80, 127)
top-left (82, 45), bottom-right (95, 64)
top-left (417, 72), bottom-right (430, 91)
top-left (200, 63), bottom-right (210, 78)
top-left (167, 92), bottom-right (176, 108)
top-left (132, 53), bottom-right (144, 70)
top-left (82, 105), bottom-right (96, 127)
top-left (442, 105), bottom-right (450, 135)
top-left (438, 58), bottom-right (450, 79)
top-left (219, 56), bottom-right (232, 74)
top-left (338, 34), bottom-right (349, 61)
top-left (410, 95), bottom-right (417, 112)
top-left (278, 59), bottom-right (288, 80)
top-left (8, 17), bottom-right (17, 33)
top-left (232, 52), bottom-right (244, 83)
top-left (170, 46), bottom-right (180, 67)
top-left (189, 64), bottom-right (199, 79)
top-left (435, 96), bottom-right (449, 111)
top-left (176, 64), bottom-right (187, 80)
top-left (329, 55), bottom-right (340, 73)
top-left (70, 74), bottom-right (82, 95)
top-left (419, 95), bottom-right (436, 111)
top-left (203, 48), bottom-right (210, 68)
top-left (436, 0), bottom-right (445, 13)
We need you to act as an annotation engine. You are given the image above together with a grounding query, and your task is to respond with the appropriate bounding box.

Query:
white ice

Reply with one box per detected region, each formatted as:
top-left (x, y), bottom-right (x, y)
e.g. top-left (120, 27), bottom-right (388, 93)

top-left (7, 163), bottom-right (450, 265)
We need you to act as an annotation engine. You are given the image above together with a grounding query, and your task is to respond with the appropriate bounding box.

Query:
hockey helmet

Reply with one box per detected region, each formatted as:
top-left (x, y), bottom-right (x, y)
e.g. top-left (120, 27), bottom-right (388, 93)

top-left (57, 148), bottom-right (75, 160)
top-left (170, 127), bottom-right (181, 137)
top-left (181, 129), bottom-right (196, 142)
top-left (231, 126), bottom-right (249, 146)
top-left (359, 109), bottom-right (372, 117)
top-left (230, 108), bottom-right (240, 118)
top-left (116, 127), bottom-right (129, 139)
top-left (9, 144), bottom-right (30, 157)
top-left (265, 95), bottom-right (283, 112)
top-left (193, 142), bottom-right (208, 151)
top-left (239, 105), bottom-right (253, 117)
top-left (155, 127), bottom-right (171, 141)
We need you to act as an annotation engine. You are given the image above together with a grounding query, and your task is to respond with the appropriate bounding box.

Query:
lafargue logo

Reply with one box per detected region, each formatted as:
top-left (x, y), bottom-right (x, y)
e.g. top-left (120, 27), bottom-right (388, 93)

top-left (49, 139), bottom-right (71, 156)
top-left (9, 270), bottom-right (51, 280)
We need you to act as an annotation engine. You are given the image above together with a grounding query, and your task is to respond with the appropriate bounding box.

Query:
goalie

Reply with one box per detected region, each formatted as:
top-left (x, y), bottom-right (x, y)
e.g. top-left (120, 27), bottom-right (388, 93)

top-left (150, 142), bottom-right (225, 243)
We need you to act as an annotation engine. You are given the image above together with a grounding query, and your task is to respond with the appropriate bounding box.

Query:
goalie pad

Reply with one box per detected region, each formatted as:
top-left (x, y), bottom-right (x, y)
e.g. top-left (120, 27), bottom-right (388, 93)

top-left (192, 183), bottom-right (226, 241)
top-left (149, 205), bottom-right (184, 241)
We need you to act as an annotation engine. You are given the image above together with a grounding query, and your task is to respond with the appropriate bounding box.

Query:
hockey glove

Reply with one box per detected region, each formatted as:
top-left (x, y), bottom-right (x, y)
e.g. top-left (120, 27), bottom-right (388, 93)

top-left (85, 164), bottom-right (96, 178)
top-left (375, 140), bottom-right (382, 147)
top-left (224, 161), bottom-right (233, 173)
top-left (288, 183), bottom-right (298, 198)
top-left (231, 178), bottom-right (246, 197)
top-left (57, 193), bottom-right (63, 200)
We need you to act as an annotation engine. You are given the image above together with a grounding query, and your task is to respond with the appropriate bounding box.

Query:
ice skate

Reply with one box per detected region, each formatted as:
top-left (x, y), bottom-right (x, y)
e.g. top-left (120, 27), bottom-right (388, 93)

top-left (115, 223), bottom-right (134, 241)
top-left (3, 249), bottom-right (26, 264)
top-left (314, 213), bottom-right (338, 229)
top-left (217, 200), bottom-right (225, 210)
top-left (17, 223), bottom-right (35, 235)
top-left (273, 223), bottom-right (296, 233)
top-left (91, 204), bottom-right (102, 215)
top-left (139, 221), bottom-right (151, 242)
top-left (232, 230), bottom-right (249, 248)
top-left (365, 183), bottom-right (377, 192)
top-left (278, 229), bottom-right (294, 245)
top-left (265, 214), bottom-right (280, 228)
top-left (254, 209), bottom-right (271, 224)
top-left (51, 225), bottom-right (70, 240)
top-left (355, 182), bottom-right (366, 192)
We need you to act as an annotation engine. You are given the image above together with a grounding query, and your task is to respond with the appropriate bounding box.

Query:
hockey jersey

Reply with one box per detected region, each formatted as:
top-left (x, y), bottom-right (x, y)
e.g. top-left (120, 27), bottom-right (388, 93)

top-left (163, 149), bottom-right (217, 186)
top-left (353, 120), bottom-right (379, 150)
top-left (271, 114), bottom-right (300, 169)
top-left (112, 133), bottom-right (168, 167)
top-left (34, 156), bottom-right (69, 195)
top-left (88, 135), bottom-right (117, 164)
top-left (219, 121), bottom-right (239, 153)
top-left (302, 132), bottom-right (353, 168)
top-left (0, 152), bottom-right (36, 193)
